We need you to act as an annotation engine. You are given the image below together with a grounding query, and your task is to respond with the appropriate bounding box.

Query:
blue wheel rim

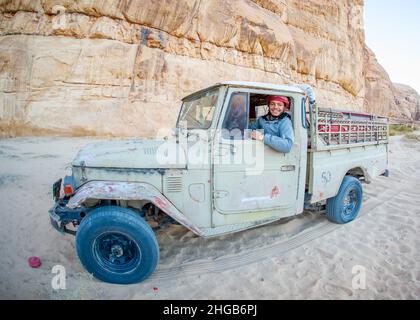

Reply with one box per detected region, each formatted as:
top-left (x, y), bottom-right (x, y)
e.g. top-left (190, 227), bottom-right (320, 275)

top-left (93, 232), bottom-right (141, 273)
top-left (342, 189), bottom-right (358, 218)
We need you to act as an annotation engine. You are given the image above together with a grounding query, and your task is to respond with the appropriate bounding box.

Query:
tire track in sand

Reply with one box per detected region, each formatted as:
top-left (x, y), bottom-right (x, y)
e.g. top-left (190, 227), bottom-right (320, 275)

top-left (149, 178), bottom-right (417, 282)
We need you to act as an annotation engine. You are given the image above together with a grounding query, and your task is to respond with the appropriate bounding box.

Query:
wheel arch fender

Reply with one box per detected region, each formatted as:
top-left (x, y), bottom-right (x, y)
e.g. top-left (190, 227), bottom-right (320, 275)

top-left (332, 166), bottom-right (368, 198)
top-left (345, 166), bottom-right (370, 183)
top-left (67, 181), bottom-right (204, 237)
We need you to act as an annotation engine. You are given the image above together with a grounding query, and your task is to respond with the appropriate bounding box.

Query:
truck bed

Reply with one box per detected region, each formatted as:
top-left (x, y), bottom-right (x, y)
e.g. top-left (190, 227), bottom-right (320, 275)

top-left (306, 106), bottom-right (389, 204)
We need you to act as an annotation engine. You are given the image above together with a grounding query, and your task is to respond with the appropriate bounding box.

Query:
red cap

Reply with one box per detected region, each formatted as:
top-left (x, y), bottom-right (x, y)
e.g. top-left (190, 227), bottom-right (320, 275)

top-left (28, 256), bottom-right (42, 268)
top-left (267, 95), bottom-right (290, 108)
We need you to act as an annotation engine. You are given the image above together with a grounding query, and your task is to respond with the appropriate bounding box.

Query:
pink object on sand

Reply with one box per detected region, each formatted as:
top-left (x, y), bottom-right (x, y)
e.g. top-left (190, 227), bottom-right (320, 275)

top-left (28, 256), bottom-right (42, 268)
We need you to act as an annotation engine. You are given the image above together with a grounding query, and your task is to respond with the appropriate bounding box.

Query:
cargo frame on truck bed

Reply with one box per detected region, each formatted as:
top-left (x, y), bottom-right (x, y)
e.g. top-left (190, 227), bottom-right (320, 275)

top-left (310, 105), bottom-right (389, 151)
top-left (306, 103), bottom-right (389, 204)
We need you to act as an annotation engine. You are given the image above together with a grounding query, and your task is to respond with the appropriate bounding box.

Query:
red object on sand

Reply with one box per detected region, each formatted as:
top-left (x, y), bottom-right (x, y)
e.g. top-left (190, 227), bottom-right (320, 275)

top-left (28, 256), bottom-right (42, 268)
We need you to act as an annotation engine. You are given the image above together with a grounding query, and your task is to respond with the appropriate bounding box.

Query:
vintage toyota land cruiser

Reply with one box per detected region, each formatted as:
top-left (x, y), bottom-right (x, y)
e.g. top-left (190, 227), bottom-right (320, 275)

top-left (49, 81), bottom-right (389, 284)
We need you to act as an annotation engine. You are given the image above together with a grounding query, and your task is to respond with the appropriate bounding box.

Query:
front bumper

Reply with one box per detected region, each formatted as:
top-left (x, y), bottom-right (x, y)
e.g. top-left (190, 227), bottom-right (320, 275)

top-left (49, 201), bottom-right (85, 235)
top-left (49, 179), bottom-right (85, 236)
top-left (49, 202), bottom-right (63, 232)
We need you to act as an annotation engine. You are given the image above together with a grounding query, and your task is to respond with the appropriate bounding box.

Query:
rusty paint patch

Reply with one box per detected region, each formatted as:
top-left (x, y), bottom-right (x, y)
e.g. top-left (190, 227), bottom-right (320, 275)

top-left (154, 197), bottom-right (167, 208)
top-left (270, 186), bottom-right (280, 198)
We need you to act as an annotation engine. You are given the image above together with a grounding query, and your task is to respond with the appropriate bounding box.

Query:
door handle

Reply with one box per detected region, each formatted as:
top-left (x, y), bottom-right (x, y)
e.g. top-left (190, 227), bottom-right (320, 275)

top-left (281, 165), bottom-right (295, 172)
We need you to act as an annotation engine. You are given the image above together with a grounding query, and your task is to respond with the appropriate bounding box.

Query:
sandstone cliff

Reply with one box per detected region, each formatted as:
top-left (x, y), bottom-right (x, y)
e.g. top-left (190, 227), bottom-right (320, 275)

top-left (393, 83), bottom-right (420, 120)
top-left (364, 46), bottom-right (420, 120)
top-left (0, 0), bottom-right (417, 137)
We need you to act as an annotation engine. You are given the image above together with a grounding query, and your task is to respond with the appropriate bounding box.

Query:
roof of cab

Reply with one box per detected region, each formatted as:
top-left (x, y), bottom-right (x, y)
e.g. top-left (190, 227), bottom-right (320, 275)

top-left (182, 81), bottom-right (304, 101)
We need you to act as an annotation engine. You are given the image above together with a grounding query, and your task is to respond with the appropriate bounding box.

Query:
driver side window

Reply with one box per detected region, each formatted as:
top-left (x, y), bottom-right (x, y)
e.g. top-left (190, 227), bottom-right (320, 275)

top-left (222, 92), bottom-right (249, 140)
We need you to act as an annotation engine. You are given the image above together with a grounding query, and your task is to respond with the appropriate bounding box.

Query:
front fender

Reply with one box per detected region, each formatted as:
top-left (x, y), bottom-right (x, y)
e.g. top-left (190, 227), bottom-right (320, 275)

top-left (67, 181), bottom-right (204, 237)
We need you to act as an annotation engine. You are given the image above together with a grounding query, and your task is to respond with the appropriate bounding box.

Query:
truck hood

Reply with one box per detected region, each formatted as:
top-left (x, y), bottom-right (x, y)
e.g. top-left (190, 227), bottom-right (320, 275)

top-left (72, 139), bottom-right (187, 169)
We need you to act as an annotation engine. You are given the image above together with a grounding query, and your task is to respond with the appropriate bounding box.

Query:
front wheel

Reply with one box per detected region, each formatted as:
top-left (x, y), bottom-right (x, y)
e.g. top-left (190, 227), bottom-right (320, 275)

top-left (326, 176), bottom-right (363, 224)
top-left (76, 206), bottom-right (159, 284)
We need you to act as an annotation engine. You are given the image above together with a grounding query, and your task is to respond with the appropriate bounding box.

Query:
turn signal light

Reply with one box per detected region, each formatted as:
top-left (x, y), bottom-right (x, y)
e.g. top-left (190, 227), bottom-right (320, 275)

top-left (64, 184), bottom-right (74, 195)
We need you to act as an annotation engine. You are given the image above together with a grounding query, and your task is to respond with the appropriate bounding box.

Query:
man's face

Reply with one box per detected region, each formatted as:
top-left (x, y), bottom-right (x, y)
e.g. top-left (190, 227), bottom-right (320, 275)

top-left (269, 101), bottom-right (285, 117)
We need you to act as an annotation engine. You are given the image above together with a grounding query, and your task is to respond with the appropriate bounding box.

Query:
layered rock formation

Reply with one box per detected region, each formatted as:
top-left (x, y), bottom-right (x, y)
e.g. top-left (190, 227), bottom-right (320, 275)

top-left (0, 0), bottom-right (418, 137)
top-left (393, 83), bottom-right (420, 120)
top-left (363, 46), bottom-right (420, 120)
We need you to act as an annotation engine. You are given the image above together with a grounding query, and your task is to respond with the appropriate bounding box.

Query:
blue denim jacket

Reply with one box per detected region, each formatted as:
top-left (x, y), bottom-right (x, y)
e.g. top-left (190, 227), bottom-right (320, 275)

top-left (249, 114), bottom-right (294, 153)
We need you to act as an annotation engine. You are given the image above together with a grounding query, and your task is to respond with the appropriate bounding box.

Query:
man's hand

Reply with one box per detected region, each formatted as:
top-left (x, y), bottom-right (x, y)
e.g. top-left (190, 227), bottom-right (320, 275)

top-left (251, 130), bottom-right (264, 141)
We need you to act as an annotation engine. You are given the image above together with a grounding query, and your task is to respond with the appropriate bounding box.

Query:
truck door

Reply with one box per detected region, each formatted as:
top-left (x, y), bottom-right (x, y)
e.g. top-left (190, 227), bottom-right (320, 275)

top-left (212, 89), bottom-right (301, 214)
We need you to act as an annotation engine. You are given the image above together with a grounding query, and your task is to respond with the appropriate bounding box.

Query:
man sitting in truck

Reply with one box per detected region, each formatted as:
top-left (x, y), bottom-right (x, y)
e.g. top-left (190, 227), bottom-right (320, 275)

top-left (250, 95), bottom-right (294, 153)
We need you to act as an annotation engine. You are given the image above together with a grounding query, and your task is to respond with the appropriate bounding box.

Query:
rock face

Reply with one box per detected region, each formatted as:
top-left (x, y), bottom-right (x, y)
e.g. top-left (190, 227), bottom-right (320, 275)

top-left (363, 46), bottom-right (399, 118)
top-left (0, 0), bottom-right (418, 137)
top-left (393, 83), bottom-right (420, 120)
top-left (363, 46), bottom-right (420, 120)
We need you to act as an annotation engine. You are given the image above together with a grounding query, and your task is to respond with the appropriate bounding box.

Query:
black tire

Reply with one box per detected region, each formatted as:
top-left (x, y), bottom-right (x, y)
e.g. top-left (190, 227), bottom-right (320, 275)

top-left (75, 206), bottom-right (159, 284)
top-left (326, 176), bottom-right (363, 224)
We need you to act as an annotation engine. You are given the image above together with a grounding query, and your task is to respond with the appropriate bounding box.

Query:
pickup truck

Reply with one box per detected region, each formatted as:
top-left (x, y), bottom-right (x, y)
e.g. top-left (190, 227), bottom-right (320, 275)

top-left (49, 81), bottom-right (389, 284)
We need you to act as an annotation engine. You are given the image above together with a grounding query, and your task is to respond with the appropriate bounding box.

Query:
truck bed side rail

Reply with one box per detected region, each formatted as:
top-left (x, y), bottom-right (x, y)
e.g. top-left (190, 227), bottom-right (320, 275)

top-left (310, 106), bottom-right (389, 151)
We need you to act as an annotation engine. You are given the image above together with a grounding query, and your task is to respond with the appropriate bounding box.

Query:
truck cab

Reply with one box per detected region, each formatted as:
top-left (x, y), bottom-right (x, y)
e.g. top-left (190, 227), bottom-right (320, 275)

top-left (49, 81), bottom-right (389, 284)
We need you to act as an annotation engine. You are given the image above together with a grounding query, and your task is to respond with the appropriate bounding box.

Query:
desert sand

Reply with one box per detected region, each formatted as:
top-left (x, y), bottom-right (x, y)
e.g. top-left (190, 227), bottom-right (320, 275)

top-left (0, 134), bottom-right (419, 299)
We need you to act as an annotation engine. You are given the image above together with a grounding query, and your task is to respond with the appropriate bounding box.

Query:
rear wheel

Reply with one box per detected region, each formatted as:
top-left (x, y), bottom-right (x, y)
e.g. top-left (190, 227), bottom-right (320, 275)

top-left (326, 176), bottom-right (363, 224)
top-left (76, 206), bottom-right (159, 284)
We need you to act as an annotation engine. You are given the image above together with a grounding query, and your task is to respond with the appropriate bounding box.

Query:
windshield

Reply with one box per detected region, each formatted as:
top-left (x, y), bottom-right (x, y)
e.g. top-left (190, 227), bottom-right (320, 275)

top-left (177, 88), bottom-right (219, 129)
